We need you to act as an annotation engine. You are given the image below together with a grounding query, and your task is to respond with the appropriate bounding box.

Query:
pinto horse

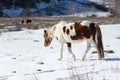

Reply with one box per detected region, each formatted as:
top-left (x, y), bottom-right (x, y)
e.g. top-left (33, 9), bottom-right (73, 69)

top-left (43, 20), bottom-right (104, 60)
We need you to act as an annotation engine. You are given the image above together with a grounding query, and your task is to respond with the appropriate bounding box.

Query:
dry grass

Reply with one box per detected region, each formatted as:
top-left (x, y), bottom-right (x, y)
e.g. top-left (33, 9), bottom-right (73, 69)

top-left (0, 16), bottom-right (120, 31)
top-left (66, 60), bottom-right (120, 80)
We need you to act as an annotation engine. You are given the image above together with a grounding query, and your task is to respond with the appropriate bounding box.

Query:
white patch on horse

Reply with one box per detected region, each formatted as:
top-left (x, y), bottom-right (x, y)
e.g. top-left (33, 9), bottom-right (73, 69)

top-left (52, 21), bottom-right (67, 42)
top-left (80, 20), bottom-right (91, 27)
top-left (61, 22), bottom-right (84, 43)
top-left (64, 23), bottom-right (75, 34)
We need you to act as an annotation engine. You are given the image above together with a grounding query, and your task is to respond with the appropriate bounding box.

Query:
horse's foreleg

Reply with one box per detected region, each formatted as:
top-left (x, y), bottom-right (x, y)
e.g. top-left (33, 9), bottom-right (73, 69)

top-left (82, 40), bottom-right (91, 60)
top-left (67, 43), bottom-right (76, 61)
top-left (58, 43), bottom-right (64, 61)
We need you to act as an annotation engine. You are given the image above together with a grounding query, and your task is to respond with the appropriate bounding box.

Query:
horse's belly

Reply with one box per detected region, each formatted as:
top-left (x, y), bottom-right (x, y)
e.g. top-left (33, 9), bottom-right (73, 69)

top-left (67, 40), bottom-right (84, 43)
top-left (64, 36), bottom-right (85, 43)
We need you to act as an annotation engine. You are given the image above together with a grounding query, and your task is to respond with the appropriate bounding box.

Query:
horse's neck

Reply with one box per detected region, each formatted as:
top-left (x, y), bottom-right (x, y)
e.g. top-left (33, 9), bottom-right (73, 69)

top-left (49, 21), bottom-right (66, 38)
top-left (48, 26), bottom-right (56, 37)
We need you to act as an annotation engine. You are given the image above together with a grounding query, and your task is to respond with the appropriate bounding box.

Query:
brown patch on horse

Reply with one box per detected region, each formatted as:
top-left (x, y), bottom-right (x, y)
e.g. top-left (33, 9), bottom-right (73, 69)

top-left (44, 30), bottom-right (48, 38)
top-left (44, 30), bottom-right (47, 34)
top-left (82, 26), bottom-right (91, 38)
top-left (71, 22), bottom-right (91, 40)
top-left (63, 26), bottom-right (70, 35)
top-left (70, 26), bottom-right (73, 30)
top-left (44, 30), bottom-right (49, 46)
top-left (63, 26), bottom-right (66, 33)
top-left (66, 29), bottom-right (70, 35)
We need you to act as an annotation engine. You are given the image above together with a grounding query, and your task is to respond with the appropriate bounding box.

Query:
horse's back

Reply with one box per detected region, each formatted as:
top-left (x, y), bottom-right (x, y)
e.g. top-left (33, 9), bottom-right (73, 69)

top-left (60, 22), bottom-right (84, 42)
top-left (60, 20), bottom-right (95, 43)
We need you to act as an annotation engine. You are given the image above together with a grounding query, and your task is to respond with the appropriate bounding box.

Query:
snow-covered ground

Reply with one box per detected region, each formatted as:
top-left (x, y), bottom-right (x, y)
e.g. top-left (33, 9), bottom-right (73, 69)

top-left (0, 24), bottom-right (120, 80)
top-left (88, 0), bottom-right (103, 4)
top-left (63, 12), bottom-right (111, 17)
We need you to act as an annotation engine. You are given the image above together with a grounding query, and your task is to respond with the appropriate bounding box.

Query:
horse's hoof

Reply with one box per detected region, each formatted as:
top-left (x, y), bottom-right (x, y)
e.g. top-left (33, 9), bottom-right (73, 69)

top-left (58, 58), bottom-right (62, 61)
top-left (98, 58), bottom-right (102, 60)
top-left (72, 55), bottom-right (76, 61)
top-left (82, 57), bottom-right (85, 60)
top-left (82, 59), bottom-right (84, 61)
top-left (73, 57), bottom-right (76, 61)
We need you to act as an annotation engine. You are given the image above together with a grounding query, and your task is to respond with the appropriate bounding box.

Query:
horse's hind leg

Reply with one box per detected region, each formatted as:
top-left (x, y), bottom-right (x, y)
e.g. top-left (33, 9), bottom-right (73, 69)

top-left (67, 43), bottom-right (76, 61)
top-left (82, 40), bottom-right (91, 60)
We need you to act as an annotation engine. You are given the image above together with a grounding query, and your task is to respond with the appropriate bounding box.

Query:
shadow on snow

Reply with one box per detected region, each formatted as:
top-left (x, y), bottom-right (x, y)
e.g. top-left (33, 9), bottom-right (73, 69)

top-left (105, 58), bottom-right (120, 61)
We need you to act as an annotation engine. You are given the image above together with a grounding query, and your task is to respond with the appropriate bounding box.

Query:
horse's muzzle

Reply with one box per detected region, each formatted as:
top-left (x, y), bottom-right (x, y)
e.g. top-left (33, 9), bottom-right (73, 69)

top-left (44, 38), bottom-right (52, 47)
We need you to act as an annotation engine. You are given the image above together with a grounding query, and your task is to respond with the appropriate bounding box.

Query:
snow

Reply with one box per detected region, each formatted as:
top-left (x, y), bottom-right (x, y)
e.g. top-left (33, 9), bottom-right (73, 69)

top-left (4, 26), bottom-right (17, 31)
top-left (0, 24), bottom-right (120, 80)
top-left (88, 0), bottom-right (103, 4)
top-left (64, 12), bottom-right (111, 17)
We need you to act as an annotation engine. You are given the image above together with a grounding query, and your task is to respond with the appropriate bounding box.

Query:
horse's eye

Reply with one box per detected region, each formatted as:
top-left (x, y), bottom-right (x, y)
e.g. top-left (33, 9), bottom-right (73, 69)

top-left (44, 33), bottom-right (48, 37)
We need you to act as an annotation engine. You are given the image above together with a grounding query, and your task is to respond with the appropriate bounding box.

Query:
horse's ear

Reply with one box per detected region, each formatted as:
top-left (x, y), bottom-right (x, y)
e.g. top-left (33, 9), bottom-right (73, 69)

top-left (44, 30), bottom-right (47, 33)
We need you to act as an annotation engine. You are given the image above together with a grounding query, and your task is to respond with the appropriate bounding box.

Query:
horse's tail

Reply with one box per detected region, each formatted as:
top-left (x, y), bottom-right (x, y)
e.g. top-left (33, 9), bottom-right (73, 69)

top-left (95, 24), bottom-right (104, 59)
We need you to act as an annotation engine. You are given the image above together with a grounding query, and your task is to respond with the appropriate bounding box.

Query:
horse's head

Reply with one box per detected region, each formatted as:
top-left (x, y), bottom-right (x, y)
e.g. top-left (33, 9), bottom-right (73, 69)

top-left (43, 29), bottom-right (53, 47)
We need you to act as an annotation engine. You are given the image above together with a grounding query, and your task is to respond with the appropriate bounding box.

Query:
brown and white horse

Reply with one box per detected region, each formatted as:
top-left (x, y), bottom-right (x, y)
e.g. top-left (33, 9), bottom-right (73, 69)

top-left (43, 20), bottom-right (104, 60)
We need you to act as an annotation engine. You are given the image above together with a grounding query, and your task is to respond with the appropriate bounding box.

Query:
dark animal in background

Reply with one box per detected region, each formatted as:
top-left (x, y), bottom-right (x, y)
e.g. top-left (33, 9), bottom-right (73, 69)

top-left (26, 19), bottom-right (32, 24)
top-left (21, 19), bottom-right (32, 24)
top-left (21, 20), bottom-right (24, 24)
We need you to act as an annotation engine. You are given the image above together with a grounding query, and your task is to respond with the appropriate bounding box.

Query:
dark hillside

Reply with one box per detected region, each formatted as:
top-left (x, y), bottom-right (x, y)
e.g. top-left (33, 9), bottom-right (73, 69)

top-left (0, 0), bottom-right (108, 17)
